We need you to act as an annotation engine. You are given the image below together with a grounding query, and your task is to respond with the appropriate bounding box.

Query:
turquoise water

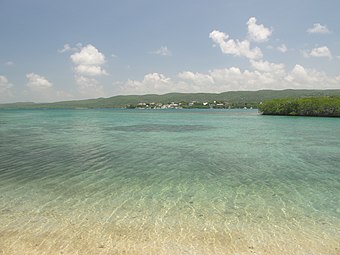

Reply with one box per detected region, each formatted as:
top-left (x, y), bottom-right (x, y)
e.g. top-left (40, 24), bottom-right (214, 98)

top-left (0, 109), bottom-right (339, 255)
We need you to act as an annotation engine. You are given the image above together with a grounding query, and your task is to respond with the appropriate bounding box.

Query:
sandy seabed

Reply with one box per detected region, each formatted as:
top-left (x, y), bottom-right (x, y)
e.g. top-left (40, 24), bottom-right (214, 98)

top-left (1, 213), bottom-right (339, 255)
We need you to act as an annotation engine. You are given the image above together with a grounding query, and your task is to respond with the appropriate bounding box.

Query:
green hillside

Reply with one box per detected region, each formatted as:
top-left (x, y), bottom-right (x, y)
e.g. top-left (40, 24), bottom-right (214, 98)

top-left (1, 89), bottom-right (340, 109)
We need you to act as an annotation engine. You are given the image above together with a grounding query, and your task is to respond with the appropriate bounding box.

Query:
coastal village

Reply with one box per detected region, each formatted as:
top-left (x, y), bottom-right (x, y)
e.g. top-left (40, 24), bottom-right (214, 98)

top-left (128, 101), bottom-right (254, 109)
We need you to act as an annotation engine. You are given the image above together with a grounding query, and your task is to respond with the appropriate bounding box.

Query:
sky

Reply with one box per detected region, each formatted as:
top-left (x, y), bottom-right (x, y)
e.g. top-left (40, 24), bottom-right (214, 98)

top-left (1, 0), bottom-right (340, 103)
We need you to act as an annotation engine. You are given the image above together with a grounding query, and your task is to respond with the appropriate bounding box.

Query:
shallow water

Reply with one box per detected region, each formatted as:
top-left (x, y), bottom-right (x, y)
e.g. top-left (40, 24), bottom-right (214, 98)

top-left (0, 109), bottom-right (339, 255)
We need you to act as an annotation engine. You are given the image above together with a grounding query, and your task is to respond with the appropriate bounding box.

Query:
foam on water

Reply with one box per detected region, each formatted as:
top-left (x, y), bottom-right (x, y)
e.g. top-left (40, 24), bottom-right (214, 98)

top-left (0, 109), bottom-right (339, 254)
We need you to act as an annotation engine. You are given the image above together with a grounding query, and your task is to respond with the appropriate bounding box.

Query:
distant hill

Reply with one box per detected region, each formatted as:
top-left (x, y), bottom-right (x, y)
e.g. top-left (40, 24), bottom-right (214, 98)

top-left (1, 89), bottom-right (340, 109)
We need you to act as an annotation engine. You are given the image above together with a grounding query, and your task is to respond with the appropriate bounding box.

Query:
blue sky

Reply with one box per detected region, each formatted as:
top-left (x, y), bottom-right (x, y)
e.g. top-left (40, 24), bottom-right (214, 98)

top-left (1, 0), bottom-right (339, 102)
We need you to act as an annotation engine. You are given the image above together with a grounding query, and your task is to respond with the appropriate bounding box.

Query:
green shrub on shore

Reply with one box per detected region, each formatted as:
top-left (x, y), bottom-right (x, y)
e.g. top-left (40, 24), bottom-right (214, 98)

top-left (258, 97), bottom-right (340, 117)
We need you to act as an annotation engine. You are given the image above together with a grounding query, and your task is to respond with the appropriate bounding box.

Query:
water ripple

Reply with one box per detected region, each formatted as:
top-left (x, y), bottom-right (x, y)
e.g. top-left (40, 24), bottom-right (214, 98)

top-left (112, 124), bottom-right (215, 132)
top-left (0, 109), bottom-right (339, 254)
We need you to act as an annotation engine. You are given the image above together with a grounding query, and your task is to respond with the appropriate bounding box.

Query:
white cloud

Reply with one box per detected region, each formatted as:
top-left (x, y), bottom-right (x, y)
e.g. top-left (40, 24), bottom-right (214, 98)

top-left (70, 44), bottom-right (107, 76)
top-left (210, 68), bottom-right (276, 89)
top-left (121, 73), bottom-right (173, 94)
top-left (209, 30), bottom-right (263, 59)
top-left (151, 46), bottom-right (172, 56)
top-left (118, 63), bottom-right (340, 95)
top-left (74, 64), bottom-right (107, 76)
top-left (287, 65), bottom-right (313, 82)
top-left (58, 43), bottom-right (82, 53)
top-left (307, 23), bottom-right (331, 34)
top-left (285, 64), bottom-right (331, 87)
top-left (309, 46), bottom-right (332, 59)
top-left (58, 44), bottom-right (72, 53)
top-left (0, 75), bottom-right (12, 88)
top-left (26, 73), bottom-right (53, 90)
top-left (71, 44), bottom-right (106, 66)
top-left (0, 75), bottom-right (13, 100)
top-left (24, 73), bottom-right (73, 102)
top-left (75, 76), bottom-right (105, 98)
top-left (277, 44), bottom-right (288, 53)
top-left (70, 44), bottom-right (107, 97)
top-left (178, 71), bottom-right (214, 85)
top-left (247, 17), bottom-right (272, 42)
top-left (250, 60), bottom-right (285, 73)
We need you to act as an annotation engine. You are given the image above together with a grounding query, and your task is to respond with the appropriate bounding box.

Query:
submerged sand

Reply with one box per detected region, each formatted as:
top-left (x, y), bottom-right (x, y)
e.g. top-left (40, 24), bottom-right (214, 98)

top-left (1, 202), bottom-right (339, 255)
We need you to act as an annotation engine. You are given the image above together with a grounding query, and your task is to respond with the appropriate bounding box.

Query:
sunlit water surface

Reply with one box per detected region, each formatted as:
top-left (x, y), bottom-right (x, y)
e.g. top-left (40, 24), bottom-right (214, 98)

top-left (0, 109), bottom-right (339, 255)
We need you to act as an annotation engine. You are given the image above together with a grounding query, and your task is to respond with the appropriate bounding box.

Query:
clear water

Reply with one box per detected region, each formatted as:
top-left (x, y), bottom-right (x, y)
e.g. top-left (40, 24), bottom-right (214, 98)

top-left (0, 109), bottom-right (339, 255)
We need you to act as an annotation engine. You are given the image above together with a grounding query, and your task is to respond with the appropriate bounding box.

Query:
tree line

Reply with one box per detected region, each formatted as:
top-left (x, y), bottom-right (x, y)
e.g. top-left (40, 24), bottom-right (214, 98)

top-left (258, 97), bottom-right (340, 117)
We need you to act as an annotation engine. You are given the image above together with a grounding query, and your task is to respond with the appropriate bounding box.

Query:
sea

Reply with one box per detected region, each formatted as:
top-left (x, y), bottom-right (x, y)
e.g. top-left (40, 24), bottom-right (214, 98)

top-left (0, 109), bottom-right (339, 255)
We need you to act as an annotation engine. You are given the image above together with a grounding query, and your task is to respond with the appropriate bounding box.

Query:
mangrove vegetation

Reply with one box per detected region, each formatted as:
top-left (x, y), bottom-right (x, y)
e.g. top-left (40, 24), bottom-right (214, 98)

top-left (259, 97), bottom-right (340, 117)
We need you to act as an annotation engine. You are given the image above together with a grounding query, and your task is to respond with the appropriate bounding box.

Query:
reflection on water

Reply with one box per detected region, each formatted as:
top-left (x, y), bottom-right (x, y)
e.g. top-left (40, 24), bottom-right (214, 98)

top-left (0, 109), bottom-right (339, 254)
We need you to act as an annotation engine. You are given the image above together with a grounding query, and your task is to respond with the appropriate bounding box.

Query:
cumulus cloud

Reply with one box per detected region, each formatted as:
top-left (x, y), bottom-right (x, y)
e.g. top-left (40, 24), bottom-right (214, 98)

top-left (70, 44), bottom-right (107, 77)
top-left (69, 44), bottom-right (108, 98)
top-left (212, 68), bottom-right (278, 89)
top-left (24, 73), bottom-right (72, 102)
top-left (26, 73), bottom-right (53, 90)
top-left (74, 65), bottom-right (107, 76)
top-left (118, 62), bottom-right (340, 95)
top-left (209, 30), bottom-right (263, 59)
top-left (277, 44), bottom-right (288, 53)
top-left (307, 23), bottom-right (331, 34)
top-left (151, 46), bottom-right (172, 56)
top-left (0, 75), bottom-right (13, 100)
top-left (247, 17), bottom-right (272, 42)
top-left (71, 44), bottom-right (106, 66)
top-left (178, 71), bottom-right (214, 86)
top-left (287, 65), bottom-right (313, 83)
top-left (121, 73), bottom-right (173, 94)
top-left (285, 64), bottom-right (333, 87)
top-left (250, 60), bottom-right (285, 73)
top-left (0, 75), bottom-right (12, 88)
top-left (309, 46), bottom-right (332, 59)
top-left (182, 67), bottom-right (273, 91)
top-left (209, 17), bottom-right (271, 59)
top-left (75, 75), bottom-right (105, 98)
